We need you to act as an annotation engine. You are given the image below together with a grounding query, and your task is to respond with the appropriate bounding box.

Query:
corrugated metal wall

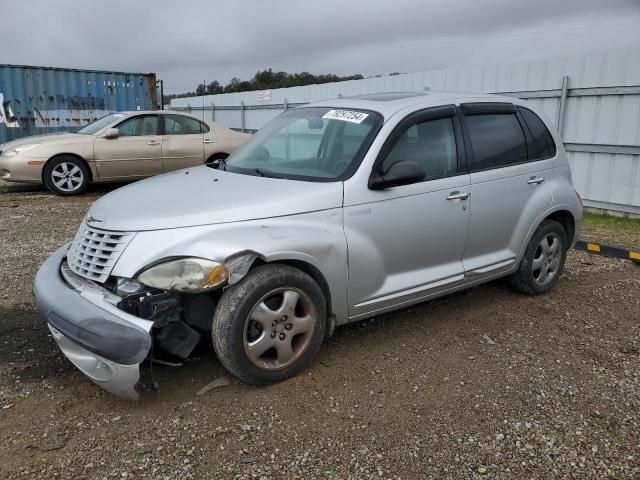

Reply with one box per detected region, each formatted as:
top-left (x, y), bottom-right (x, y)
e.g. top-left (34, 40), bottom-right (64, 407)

top-left (171, 48), bottom-right (640, 215)
top-left (0, 65), bottom-right (157, 144)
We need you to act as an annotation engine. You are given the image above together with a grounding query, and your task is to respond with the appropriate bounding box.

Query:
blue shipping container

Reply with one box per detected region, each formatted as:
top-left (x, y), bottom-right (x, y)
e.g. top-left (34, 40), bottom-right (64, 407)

top-left (0, 64), bottom-right (158, 144)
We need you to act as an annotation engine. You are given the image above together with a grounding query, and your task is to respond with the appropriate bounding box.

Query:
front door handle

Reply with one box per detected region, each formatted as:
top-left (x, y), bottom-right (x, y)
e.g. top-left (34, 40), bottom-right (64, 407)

top-left (147, 140), bottom-right (160, 146)
top-left (446, 191), bottom-right (470, 200)
top-left (527, 176), bottom-right (545, 185)
top-left (203, 139), bottom-right (214, 144)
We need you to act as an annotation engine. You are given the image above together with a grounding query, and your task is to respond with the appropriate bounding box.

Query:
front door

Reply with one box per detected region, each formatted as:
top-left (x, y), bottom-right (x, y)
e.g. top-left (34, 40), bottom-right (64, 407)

top-left (161, 114), bottom-right (207, 172)
top-left (93, 114), bottom-right (163, 179)
top-left (344, 106), bottom-right (471, 319)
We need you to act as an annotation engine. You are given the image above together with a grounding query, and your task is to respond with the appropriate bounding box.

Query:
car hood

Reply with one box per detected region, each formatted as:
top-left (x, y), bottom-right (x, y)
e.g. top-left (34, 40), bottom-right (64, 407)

top-left (87, 167), bottom-right (344, 231)
top-left (0, 133), bottom-right (89, 150)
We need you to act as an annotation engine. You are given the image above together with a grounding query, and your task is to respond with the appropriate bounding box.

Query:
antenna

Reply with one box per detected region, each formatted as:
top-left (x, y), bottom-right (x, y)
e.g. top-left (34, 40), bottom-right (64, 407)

top-left (202, 79), bottom-right (206, 144)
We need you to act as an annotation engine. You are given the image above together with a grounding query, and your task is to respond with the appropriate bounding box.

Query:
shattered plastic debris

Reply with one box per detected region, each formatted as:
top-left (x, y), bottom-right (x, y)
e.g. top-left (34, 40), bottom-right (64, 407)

top-left (196, 375), bottom-right (231, 396)
top-left (482, 333), bottom-right (497, 345)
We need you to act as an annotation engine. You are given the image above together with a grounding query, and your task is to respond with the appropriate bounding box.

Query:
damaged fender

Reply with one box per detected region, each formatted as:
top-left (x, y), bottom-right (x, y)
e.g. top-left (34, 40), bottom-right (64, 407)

top-left (111, 211), bottom-right (349, 324)
top-left (225, 250), bottom-right (263, 285)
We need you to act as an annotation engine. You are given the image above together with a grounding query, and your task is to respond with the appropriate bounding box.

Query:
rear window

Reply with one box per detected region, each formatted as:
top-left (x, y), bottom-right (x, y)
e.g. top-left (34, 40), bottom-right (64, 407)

top-left (465, 113), bottom-right (527, 171)
top-left (518, 107), bottom-right (556, 160)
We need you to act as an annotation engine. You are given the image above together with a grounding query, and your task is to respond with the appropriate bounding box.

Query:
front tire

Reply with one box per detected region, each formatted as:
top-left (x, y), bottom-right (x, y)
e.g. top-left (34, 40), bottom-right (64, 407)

top-left (43, 156), bottom-right (89, 196)
top-left (508, 219), bottom-right (568, 294)
top-left (212, 265), bottom-right (327, 385)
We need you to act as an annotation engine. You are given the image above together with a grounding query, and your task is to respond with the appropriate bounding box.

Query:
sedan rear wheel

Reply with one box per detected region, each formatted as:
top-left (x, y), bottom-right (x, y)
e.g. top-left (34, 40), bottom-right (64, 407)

top-left (205, 153), bottom-right (228, 169)
top-left (44, 156), bottom-right (89, 196)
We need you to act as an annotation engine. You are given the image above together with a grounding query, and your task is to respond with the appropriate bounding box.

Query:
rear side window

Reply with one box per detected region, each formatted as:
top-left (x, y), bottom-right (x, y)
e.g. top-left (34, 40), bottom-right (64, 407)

top-left (164, 114), bottom-right (209, 135)
top-left (465, 114), bottom-right (527, 171)
top-left (518, 107), bottom-right (556, 160)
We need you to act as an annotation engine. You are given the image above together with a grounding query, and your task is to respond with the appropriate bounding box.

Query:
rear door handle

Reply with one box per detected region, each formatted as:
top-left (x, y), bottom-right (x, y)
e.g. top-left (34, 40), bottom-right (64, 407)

top-left (203, 139), bottom-right (214, 144)
top-left (147, 140), bottom-right (160, 146)
top-left (527, 176), bottom-right (545, 185)
top-left (446, 191), bottom-right (470, 200)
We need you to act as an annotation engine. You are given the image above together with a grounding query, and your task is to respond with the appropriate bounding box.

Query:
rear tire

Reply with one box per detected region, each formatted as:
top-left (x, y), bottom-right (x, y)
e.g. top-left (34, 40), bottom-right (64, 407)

top-left (43, 156), bottom-right (89, 196)
top-left (508, 219), bottom-right (568, 295)
top-left (212, 265), bottom-right (326, 385)
top-left (205, 153), bottom-right (228, 169)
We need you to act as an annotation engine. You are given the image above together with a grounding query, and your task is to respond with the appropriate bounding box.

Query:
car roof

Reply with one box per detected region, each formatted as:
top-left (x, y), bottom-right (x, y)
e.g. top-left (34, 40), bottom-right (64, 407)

top-left (117, 110), bottom-right (200, 116)
top-left (112, 110), bottom-right (217, 127)
top-left (120, 92), bottom-right (525, 124)
top-left (305, 91), bottom-right (519, 119)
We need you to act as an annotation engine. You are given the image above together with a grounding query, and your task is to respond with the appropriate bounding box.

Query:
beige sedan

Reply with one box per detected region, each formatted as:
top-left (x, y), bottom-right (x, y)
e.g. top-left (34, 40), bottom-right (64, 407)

top-left (0, 111), bottom-right (250, 195)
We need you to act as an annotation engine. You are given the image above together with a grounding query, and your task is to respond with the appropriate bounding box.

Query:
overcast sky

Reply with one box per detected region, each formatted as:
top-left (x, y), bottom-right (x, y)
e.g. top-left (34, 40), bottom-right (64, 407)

top-left (3, 0), bottom-right (640, 94)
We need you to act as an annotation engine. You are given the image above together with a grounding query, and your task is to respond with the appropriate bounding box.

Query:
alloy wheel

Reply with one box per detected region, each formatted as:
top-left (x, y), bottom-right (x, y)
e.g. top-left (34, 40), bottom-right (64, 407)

top-left (532, 232), bottom-right (562, 286)
top-left (243, 288), bottom-right (318, 370)
top-left (51, 162), bottom-right (84, 192)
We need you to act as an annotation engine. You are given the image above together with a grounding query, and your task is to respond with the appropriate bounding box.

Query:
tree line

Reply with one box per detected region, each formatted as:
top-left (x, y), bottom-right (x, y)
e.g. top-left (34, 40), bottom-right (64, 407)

top-left (164, 69), bottom-right (366, 102)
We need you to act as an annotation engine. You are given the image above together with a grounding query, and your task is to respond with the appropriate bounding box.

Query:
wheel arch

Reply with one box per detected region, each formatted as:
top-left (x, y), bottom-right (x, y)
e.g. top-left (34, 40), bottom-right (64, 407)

top-left (225, 250), bottom-right (334, 319)
top-left (206, 151), bottom-right (229, 164)
top-left (42, 153), bottom-right (93, 183)
top-left (544, 209), bottom-right (576, 245)
top-left (254, 258), bottom-right (333, 319)
top-left (515, 205), bottom-right (579, 270)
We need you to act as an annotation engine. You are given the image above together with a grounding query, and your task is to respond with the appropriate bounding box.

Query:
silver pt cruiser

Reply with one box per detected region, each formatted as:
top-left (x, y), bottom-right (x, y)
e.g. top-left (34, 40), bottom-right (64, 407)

top-left (34, 92), bottom-right (583, 399)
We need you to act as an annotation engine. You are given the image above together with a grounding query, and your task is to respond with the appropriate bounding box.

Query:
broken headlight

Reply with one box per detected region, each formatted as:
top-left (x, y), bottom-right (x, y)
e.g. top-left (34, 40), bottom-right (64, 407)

top-left (137, 257), bottom-right (228, 293)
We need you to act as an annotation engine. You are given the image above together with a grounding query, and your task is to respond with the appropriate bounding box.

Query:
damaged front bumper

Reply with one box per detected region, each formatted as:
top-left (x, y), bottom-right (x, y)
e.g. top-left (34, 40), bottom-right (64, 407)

top-left (33, 244), bottom-right (154, 399)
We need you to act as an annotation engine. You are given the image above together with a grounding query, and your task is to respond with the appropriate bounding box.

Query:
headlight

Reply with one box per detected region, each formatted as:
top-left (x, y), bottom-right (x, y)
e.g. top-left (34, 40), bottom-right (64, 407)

top-left (137, 258), bottom-right (229, 293)
top-left (4, 143), bottom-right (41, 157)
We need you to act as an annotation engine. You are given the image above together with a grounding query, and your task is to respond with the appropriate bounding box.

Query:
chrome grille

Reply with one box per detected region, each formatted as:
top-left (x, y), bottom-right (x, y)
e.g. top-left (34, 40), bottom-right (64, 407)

top-left (66, 223), bottom-right (133, 283)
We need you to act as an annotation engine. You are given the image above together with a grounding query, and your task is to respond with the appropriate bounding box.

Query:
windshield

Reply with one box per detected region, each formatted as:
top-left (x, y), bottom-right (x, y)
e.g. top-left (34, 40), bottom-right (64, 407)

top-left (76, 113), bottom-right (127, 135)
top-left (225, 107), bottom-right (382, 181)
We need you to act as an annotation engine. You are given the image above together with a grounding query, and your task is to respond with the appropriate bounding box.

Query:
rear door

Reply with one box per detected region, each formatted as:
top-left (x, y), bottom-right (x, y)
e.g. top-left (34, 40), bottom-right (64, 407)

top-left (161, 114), bottom-right (207, 171)
top-left (93, 114), bottom-right (163, 179)
top-left (459, 103), bottom-right (554, 276)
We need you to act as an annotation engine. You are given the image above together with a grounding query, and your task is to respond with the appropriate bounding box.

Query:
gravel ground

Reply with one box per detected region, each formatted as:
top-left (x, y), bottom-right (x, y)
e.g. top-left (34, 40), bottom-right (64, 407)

top-left (0, 180), bottom-right (639, 479)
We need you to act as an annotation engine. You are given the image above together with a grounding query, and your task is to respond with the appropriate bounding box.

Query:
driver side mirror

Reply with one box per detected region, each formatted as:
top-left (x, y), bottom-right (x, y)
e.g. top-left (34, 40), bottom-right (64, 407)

top-left (104, 128), bottom-right (119, 139)
top-left (368, 160), bottom-right (426, 190)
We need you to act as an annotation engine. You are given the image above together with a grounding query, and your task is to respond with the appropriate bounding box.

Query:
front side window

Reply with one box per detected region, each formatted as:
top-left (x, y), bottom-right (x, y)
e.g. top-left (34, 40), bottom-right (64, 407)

top-left (225, 107), bottom-right (382, 181)
top-left (381, 117), bottom-right (457, 179)
top-left (465, 113), bottom-right (527, 171)
top-left (116, 115), bottom-right (159, 137)
top-left (164, 114), bottom-right (208, 135)
top-left (518, 107), bottom-right (556, 160)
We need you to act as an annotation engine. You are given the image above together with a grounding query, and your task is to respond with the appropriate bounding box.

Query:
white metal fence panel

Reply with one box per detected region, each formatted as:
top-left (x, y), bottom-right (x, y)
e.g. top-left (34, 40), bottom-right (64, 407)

top-left (213, 109), bottom-right (239, 129)
top-left (171, 48), bottom-right (640, 214)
